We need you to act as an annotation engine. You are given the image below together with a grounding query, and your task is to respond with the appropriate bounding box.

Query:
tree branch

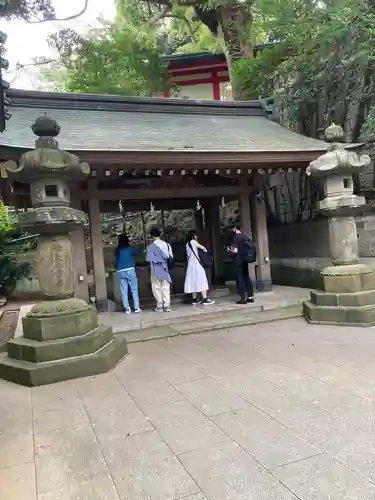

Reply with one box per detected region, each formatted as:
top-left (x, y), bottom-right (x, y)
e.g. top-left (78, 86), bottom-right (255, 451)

top-left (164, 14), bottom-right (196, 39)
top-left (15, 58), bottom-right (55, 70)
top-left (172, 29), bottom-right (199, 49)
top-left (149, 4), bottom-right (172, 24)
top-left (27, 0), bottom-right (89, 23)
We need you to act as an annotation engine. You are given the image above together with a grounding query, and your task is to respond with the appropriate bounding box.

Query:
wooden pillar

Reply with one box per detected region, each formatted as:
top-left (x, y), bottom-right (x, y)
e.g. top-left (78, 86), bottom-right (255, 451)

top-left (70, 196), bottom-right (89, 302)
top-left (87, 180), bottom-right (107, 310)
top-left (239, 176), bottom-right (257, 284)
top-left (252, 174), bottom-right (272, 291)
top-left (207, 200), bottom-right (224, 283)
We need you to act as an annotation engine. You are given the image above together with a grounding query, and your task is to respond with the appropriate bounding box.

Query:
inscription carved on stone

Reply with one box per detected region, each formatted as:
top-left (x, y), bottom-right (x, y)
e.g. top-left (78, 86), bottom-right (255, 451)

top-left (36, 235), bottom-right (74, 299)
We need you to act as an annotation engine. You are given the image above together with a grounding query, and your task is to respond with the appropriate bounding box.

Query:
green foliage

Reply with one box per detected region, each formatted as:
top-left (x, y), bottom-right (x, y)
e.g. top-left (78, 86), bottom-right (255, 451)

top-left (0, 200), bottom-right (12, 241)
top-left (1, 0), bottom-right (55, 22)
top-left (38, 0), bottom-right (375, 145)
top-left (45, 13), bottom-right (168, 96)
top-left (165, 6), bottom-right (222, 54)
top-left (0, 202), bottom-right (31, 297)
top-left (232, 44), bottom-right (289, 99)
top-left (41, 0), bottom-right (259, 97)
top-left (0, 256), bottom-right (31, 297)
top-left (263, 0), bottom-right (375, 139)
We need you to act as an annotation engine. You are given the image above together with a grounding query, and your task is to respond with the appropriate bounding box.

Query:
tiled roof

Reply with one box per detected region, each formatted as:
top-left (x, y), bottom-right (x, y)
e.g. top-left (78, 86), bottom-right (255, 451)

top-left (0, 90), bottom-right (328, 153)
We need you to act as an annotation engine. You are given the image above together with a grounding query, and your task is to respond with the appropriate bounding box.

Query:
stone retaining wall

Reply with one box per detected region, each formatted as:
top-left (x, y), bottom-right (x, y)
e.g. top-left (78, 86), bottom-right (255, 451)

top-left (271, 257), bottom-right (375, 289)
top-left (268, 214), bottom-right (375, 259)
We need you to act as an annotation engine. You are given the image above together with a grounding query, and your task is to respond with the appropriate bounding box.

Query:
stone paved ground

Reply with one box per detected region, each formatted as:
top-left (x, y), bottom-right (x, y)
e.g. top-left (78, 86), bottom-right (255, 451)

top-left (4, 318), bottom-right (375, 499)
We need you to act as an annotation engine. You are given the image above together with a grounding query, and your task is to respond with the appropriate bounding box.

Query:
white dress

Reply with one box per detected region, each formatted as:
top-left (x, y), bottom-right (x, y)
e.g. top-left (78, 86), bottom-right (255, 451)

top-left (184, 240), bottom-right (209, 294)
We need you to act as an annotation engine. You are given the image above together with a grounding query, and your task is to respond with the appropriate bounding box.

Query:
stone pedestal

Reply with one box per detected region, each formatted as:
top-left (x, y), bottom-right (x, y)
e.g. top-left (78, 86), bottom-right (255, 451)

top-left (304, 264), bottom-right (375, 326)
top-left (303, 123), bottom-right (374, 326)
top-left (0, 114), bottom-right (128, 386)
top-left (328, 215), bottom-right (358, 265)
top-left (0, 299), bottom-right (127, 386)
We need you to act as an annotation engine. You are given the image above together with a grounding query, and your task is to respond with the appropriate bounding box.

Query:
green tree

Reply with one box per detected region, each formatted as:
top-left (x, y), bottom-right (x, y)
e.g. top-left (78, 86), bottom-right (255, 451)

top-left (42, 0), bottom-right (265, 99)
top-left (41, 0), bottom-right (173, 96)
top-left (43, 0), bottom-right (226, 96)
top-left (262, 0), bottom-right (375, 140)
top-left (115, 0), bottom-right (256, 68)
top-left (47, 26), bottom-right (168, 96)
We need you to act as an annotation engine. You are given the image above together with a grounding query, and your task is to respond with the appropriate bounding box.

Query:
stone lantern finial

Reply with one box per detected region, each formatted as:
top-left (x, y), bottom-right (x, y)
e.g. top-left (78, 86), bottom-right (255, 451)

top-left (31, 113), bottom-right (61, 138)
top-left (324, 122), bottom-right (344, 143)
top-left (32, 113), bottom-right (61, 149)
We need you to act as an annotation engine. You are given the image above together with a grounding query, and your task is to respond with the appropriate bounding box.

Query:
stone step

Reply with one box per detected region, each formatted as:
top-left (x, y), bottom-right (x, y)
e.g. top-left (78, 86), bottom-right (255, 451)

top-left (0, 336), bottom-right (128, 387)
top-left (311, 289), bottom-right (375, 307)
top-left (0, 308), bottom-right (19, 352)
top-left (303, 300), bottom-right (375, 326)
top-left (114, 299), bottom-right (305, 333)
top-left (6, 325), bottom-right (113, 363)
top-left (118, 304), bottom-right (303, 343)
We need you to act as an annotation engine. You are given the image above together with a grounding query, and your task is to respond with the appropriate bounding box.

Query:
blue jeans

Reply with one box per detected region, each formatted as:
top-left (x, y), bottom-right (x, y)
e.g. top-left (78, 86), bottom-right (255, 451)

top-left (117, 268), bottom-right (140, 311)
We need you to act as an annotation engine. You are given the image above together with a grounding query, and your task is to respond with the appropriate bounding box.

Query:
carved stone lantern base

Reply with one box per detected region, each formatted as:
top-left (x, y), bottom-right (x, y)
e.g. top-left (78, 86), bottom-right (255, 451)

top-left (0, 299), bottom-right (128, 386)
top-left (304, 264), bottom-right (375, 326)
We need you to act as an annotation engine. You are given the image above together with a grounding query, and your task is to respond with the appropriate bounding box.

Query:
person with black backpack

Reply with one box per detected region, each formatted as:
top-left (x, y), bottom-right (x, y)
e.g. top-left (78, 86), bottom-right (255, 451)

top-left (227, 223), bottom-right (256, 305)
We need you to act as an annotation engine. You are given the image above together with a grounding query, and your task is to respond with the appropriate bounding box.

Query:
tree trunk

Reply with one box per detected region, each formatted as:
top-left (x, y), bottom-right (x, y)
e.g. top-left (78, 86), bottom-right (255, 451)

top-left (219, 1), bottom-right (254, 100)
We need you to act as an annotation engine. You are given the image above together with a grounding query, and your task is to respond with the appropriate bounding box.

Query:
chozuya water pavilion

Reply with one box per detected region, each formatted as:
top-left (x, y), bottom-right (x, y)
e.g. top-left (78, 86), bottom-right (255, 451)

top-left (0, 89), bottom-right (329, 310)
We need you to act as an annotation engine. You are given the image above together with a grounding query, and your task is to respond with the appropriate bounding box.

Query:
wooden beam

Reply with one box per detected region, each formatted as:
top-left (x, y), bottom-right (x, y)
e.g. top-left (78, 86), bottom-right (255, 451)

top-left (0, 145), bottom-right (325, 167)
top-left (77, 150), bottom-right (322, 166)
top-left (81, 185), bottom-right (252, 201)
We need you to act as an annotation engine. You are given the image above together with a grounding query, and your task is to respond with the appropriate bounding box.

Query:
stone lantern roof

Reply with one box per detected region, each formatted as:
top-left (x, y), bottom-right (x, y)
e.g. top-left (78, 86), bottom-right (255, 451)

top-left (306, 123), bottom-right (371, 178)
top-left (4, 113), bottom-right (90, 183)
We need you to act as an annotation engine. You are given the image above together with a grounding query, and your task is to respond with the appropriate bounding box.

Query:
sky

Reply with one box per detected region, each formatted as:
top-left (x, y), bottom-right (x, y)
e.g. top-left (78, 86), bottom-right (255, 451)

top-left (0, 0), bottom-right (116, 89)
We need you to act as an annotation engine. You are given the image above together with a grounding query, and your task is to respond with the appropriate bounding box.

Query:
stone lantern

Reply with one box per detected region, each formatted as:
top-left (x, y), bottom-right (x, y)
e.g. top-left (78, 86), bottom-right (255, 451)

top-left (5, 114), bottom-right (90, 300)
top-left (0, 114), bottom-right (127, 386)
top-left (303, 123), bottom-right (375, 325)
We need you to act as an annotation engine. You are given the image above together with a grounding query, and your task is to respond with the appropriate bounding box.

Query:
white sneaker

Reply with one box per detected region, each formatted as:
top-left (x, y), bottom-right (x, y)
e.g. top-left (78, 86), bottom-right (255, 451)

top-left (134, 308), bottom-right (141, 313)
top-left (155, 307), bottom-right (163, 312)
top-left (202, 299), bottom-right (215, 306)
top-left (163, 307), bottom-right (172, 312)
top-left (125, 309), bottom-right (131, 314)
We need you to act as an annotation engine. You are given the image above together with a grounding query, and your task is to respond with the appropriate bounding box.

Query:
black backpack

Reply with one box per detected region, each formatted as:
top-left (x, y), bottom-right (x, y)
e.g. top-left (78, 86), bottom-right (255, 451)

top-left (240, 237), bottom-right (257, 264)
top-left (166, 243), bottom-right (174, 270)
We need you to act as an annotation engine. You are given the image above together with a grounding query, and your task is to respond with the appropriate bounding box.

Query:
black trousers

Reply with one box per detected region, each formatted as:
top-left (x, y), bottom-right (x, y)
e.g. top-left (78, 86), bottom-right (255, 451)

top-left (235, 261), bottom-right (254, 299)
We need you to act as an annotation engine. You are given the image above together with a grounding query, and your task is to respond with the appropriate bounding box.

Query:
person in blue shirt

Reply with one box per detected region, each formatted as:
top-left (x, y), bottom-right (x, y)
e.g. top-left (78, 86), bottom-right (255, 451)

top-left (115, 234), bottom-right (143, 314)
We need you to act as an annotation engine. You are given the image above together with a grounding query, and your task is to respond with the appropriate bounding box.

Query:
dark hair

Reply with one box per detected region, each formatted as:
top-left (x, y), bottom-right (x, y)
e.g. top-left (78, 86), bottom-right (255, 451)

top-left (118, 234), bottom-right (130, 248)
top-left (150, 227), bottom-right (161, 238)
top-left (231, 222), bottom-right (242, 231)
top-left (186, 230), bottom-right (197, 242)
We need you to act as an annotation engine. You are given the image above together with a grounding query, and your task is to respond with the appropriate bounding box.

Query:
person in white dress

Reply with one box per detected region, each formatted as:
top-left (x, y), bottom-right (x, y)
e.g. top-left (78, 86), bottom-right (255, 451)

top-left (184, 230), bottom-right (215, 306)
